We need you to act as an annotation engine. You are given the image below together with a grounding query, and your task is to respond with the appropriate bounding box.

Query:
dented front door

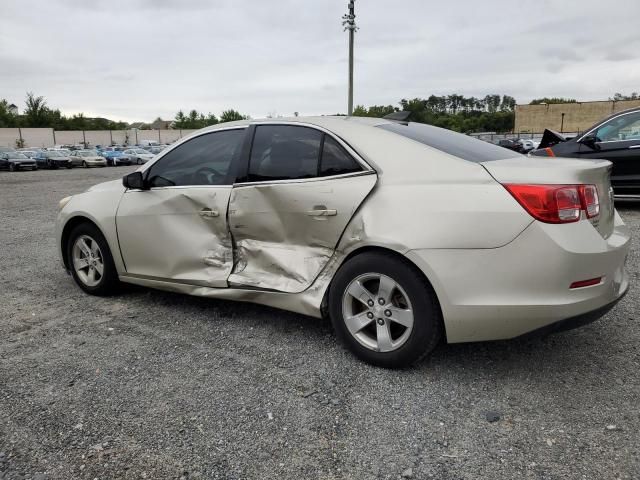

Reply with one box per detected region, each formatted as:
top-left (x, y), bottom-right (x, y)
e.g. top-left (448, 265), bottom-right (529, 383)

top-left (227, 174), bottom-right (377, 293)
top-left (117, 186), bottom-right (234, 287)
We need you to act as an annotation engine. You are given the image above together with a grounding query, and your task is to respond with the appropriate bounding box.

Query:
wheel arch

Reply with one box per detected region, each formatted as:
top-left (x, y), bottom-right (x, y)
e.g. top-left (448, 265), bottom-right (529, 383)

top-left (60, 216), bottom-right (105, 271)
top-left (320, 245), bottom-right (445, 337)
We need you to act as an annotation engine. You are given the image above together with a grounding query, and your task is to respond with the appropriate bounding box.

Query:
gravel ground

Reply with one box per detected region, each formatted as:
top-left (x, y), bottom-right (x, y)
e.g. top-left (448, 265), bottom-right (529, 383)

top-left (0, 167), bottom-right (638, 480)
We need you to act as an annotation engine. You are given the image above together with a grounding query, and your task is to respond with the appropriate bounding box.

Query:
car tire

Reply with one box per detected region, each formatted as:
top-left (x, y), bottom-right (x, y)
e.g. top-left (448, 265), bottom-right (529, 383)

top-left (83, 161), bottom-right (88, 168)
top-left (9, 163), bottom-right (16, 172)
top-left (329, 251), bottom-right (443, 368)
top-left (137, 158), bottom-right (142, 165)
top-left (67, 223), bottom-right (119, 296)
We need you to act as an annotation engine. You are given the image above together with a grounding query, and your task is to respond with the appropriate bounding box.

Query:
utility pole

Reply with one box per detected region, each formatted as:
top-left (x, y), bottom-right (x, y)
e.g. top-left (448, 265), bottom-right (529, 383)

top-left (342, 1), bottom-right (357, 115)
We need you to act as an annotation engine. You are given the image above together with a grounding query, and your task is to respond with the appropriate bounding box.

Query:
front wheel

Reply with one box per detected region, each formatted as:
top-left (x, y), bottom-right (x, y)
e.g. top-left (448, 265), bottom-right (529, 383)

top-left (67, 223), bottom-right (119, 295)
top-left (9, 163), bottom-right (16, 172)
top-left (83, 161), bottom-right (88, 168)
top-left (136, 158), bottom-right (142, 165)
top-left (329, 251), bottom-right (443, 368)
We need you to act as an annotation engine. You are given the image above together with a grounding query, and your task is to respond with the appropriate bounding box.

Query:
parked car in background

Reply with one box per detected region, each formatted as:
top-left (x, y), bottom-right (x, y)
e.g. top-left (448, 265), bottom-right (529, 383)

top-left (0, 146), bottom-right (16, 153)
top-left (70, 150), bottom-right (107, 168)
top-left (18, 149), bottom-right (40, 159)
top-left (533, 107), bottom-right (640, 198)
top-left (56, 116), bottom-right (629, 368)
top-left (35, 150), bottom-right (73, 169)
top-left (496, 139), bottom-right (524, 153)
top-left (99, 149), bottom-right (131, 166)
top-left (0, 151), bottom-right (37, 171)
top-left (146, 145), bottom-right (166, 155)
top-left (122, 148), bottom-right (155, 165)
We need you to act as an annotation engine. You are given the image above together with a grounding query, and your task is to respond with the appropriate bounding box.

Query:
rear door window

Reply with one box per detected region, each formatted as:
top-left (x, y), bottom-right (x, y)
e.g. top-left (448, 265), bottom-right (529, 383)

top-left (248, 125), bottom-right (322, 181)
top-left (319, 136), bottom-right (362, 177)
top-left (378, 122), bottom-right (518, 162)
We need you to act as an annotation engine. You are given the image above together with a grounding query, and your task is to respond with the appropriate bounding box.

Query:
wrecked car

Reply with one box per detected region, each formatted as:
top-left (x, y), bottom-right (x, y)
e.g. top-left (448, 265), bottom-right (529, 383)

top-left (56, 116), bottom-right (630, 367)
top-left (533, 107), bottom-right (640, 198)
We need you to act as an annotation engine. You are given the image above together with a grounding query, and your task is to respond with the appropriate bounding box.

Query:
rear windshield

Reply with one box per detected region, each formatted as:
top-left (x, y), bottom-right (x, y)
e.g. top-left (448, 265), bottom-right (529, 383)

top-left (378, 122), bottom-right (518, 163)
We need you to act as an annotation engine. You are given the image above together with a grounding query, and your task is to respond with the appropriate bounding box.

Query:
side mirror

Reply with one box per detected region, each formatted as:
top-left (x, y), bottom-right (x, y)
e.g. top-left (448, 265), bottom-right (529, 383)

top-left (122, 171), bottom-right (147, 190)
top-left (580, 133), bottom-right (599, 149)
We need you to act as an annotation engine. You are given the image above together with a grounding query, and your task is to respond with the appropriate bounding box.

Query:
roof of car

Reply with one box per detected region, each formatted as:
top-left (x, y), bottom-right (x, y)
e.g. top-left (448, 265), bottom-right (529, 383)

top-left (201, 115), bottom-right (394, 133)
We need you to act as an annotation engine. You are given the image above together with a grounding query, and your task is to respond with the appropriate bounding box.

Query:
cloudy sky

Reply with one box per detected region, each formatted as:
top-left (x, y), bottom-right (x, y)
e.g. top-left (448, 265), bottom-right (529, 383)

top-left (1, 0), bottom-right (639, 123)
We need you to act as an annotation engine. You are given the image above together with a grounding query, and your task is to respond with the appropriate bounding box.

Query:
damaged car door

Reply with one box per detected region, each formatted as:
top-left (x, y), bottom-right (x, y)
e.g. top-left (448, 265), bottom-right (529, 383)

top-left (116, 128), bottom-right (246, 287)
top-left (228, 124), bottom-right (377, 293)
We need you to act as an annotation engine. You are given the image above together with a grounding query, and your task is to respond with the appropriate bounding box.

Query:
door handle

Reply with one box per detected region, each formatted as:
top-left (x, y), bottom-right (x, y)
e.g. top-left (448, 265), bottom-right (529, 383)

top-left (199, 208), bottom-right (219, 218)
top-left (307, 206), bottom-right (337, 217)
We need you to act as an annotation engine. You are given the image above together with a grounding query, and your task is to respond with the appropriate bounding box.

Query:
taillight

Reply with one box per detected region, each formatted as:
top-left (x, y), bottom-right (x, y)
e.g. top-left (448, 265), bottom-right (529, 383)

top-left (503, 184), bottom-right (599, 224)
top-left (580, 185), bottom-right (599, 218)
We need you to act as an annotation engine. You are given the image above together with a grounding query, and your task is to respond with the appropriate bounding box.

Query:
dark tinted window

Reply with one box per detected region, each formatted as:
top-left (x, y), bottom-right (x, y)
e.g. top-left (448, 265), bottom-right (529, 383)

top-left (378, 122), bottom-right (518, 162)
top-left (147, 129), bottom-right (244, 187)
top-left (249, 125), bottom-right (321, 181)
top-left (320, 136), bottom-right (361, 176)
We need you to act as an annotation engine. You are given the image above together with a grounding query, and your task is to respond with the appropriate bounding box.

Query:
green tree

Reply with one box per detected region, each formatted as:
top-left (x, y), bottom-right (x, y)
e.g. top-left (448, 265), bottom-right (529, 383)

top-left (0, 99), bottom-right (19, 127)
top-left (24, 92), bottom-right (50, 127)
top-left (220, 109), bottom-right (247, 123)
top-left (529, 97), bottom-right (577, 105)
top-left (611, 92), bottom-right (639, 101)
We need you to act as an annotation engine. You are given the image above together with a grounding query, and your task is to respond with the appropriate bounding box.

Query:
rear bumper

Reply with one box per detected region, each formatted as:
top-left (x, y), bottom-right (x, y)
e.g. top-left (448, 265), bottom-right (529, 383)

top-left (406, 211), bottom-right (630, 343)
top-left (516, 289), bottom-right (627, 339)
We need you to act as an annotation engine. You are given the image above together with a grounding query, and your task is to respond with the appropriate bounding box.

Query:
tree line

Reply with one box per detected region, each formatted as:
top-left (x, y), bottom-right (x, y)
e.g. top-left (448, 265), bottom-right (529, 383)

top-left (353, 94), bottom-right (517, 133)
top-left (2, 91), bottom-right (638, 134)
top-left (0, 93), bottom-right (250, 131)
top-left (172, 109), bottom-right (248, 129)
top-left (0, 93), bottom-right (129, 130)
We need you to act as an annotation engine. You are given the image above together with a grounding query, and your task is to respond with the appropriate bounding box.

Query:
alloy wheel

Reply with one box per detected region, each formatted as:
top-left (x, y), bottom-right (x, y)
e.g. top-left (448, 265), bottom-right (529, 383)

top-left (72, 235), bottom-right (104, 287)
top-left (342, 273), bottom-right (414, 352)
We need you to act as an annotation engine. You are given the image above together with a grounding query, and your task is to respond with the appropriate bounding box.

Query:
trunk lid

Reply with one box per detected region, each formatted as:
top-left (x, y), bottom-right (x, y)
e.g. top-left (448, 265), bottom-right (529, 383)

top-left (481, 156), bottom-right (614, 239)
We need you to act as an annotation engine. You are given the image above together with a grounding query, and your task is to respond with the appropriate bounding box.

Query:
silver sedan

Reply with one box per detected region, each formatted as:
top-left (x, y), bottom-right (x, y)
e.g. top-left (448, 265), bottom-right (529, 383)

top-left (55, 116), bottom-right (630, 367)
top-left (69, 150), bottom-right (107, 168)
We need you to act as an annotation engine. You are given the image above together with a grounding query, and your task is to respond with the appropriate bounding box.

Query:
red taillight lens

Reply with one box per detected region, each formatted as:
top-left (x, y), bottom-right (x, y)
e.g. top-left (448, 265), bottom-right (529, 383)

top-left (503, 184), bottom-right (600, 224)
top-left (580, 185), bottom-right (600, 218)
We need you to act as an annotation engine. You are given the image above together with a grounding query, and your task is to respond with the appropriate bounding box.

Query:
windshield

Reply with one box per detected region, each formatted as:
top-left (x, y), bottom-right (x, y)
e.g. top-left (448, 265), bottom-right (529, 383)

top-left (134, 149), bottom-right (148, 154)
top-left (79, 151), bottom-right (94, 157)
top-left (48, 151), bottom-right (64, 157)
top-left (8, 153), bottom-right (28, 159)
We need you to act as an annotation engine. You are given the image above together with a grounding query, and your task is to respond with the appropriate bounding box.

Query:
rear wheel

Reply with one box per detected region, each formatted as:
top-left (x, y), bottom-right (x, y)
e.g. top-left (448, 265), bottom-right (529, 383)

top-left (329, 251), bottom-right (442, 368)
top-left (67, 223), bottom-right (119, 295)
top-left (9, 163), bottom-right (16, 172)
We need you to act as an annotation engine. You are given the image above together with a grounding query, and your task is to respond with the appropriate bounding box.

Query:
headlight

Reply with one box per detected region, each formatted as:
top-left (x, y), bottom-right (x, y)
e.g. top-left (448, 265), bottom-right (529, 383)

top-left (58, 196), bottom-right (73, 211)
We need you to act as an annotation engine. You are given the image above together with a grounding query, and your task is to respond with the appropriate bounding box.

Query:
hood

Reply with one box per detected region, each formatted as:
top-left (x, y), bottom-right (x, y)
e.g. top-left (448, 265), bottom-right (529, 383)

top-left (86, 179), bottom-right (125, 193)
top-left (538, 129), bottom-right (568, 149)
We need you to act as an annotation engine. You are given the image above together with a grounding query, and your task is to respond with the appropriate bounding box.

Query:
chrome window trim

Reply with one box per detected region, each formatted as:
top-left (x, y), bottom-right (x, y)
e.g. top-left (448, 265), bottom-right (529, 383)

top-left (577, 109), bottom-right (640, 144)
top-left (233, 169), bottom-right (376, 188)
top-left (127, 184), bottom-right (233, 193)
